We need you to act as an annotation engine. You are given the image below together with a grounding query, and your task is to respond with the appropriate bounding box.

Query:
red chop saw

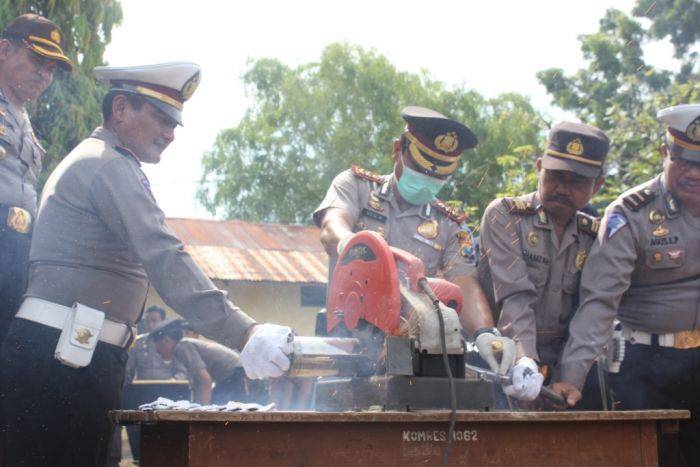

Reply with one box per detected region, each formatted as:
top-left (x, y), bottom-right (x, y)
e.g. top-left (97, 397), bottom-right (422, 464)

top-left (287, 231), bottom-right (497, 411)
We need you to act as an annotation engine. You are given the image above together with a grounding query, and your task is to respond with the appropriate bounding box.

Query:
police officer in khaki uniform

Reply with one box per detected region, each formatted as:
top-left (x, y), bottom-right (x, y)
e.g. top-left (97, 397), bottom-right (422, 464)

top-left (125, 306), bottom-right (183, 382)
top-left (0, 62), bottom-right (293, 466)
top-left (314, 106), bottom-right (540, 399)
top-left (150, 319), bottom-right (249, 405)
top-left (552, 104), bottom-right (700, 465)
top-left (478, 122), bottom-right (608, 403)
top-left (0, 14), bottom-right (72, 341)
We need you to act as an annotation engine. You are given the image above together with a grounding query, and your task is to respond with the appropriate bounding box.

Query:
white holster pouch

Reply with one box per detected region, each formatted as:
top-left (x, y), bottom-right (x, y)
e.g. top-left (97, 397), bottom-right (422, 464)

top-left (54, 303), bottom-right (105, 368)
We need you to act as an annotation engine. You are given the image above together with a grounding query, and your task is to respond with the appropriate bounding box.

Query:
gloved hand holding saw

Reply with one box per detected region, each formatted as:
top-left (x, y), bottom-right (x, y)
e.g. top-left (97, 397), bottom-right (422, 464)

top-left (502, 356), bottom-right (544, 401)
top-left (240, 324), bottom-right (294, 379)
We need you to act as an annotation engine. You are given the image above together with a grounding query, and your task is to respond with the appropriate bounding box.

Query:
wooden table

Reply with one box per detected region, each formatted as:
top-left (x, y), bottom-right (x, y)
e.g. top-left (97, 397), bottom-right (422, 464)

top-left (112, 409), bottom-right (688, 466)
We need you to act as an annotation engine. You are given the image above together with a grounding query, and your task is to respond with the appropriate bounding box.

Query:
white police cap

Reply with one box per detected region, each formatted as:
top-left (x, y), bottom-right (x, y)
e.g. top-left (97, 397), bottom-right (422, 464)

top-left (657, 104), bottom-right (700, 160)
top-left (93, 61), bottom-right (201, 126)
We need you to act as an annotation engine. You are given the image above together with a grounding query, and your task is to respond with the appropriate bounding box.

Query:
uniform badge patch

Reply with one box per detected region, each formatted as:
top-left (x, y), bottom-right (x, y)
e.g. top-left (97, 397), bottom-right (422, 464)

top-left (668, 249), bottom-right (683, 263)
top-left (651, 251), bottom-right (663, 264)
top-left (368, 192), bottom-right (384, 211)
top-left (605, 212), bottom-right (628, 239)
top-left (7, 207), bottom-right (31, 234)
top-left (648, 210), bottom-right (664, 225)
top-left (652, 225), bottom-right (670, 238)
top-left (457, 225), bottom-right (475, 258)
top-left (527, 231), bottom-right (539, 247)
top-left (417, 220), bottom-right (439, 239)
top-left (74, 327), bottom-right (94, 345)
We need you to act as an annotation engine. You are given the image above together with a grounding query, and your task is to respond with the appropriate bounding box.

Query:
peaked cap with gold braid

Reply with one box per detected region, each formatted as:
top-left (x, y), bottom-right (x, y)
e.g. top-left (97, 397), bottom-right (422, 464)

top-left (541, 121), bottom-right (610, 178)
top-left (2, 14), bottom-right (73, 72)
top-left (658, 104), bottom-right (700, 161)
top-left (401, 106), bottom-right (477, 178)
top-left (93, 61), bottom-right (201, 126)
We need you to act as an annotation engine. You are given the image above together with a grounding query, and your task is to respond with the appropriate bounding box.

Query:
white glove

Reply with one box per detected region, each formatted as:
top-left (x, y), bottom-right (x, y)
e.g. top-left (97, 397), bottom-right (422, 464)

top-left (502, 357), bottom-right (544, 401)
top-left (240, 324), bottom-right (293, 379)
top-left (474, 330), bottom-right (516, 375)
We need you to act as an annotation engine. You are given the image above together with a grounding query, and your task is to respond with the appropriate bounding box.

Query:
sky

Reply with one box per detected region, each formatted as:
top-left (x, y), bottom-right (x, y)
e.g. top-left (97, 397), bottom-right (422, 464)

top-left (104, 0), bottom-right (677, 220)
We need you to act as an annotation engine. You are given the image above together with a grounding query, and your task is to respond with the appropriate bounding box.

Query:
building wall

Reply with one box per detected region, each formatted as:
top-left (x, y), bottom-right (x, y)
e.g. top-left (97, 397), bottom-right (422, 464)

top-left (144, 280), bottom-right (323, 336)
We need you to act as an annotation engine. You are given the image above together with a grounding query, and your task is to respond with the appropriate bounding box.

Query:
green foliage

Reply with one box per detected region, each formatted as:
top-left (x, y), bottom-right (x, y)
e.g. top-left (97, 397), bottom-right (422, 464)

top-left (199, 43), bottom-right (545, 224)
top-left (537, 2), bottom-right (699, 209)
top-left (0, 0), bottom-right (122, 184)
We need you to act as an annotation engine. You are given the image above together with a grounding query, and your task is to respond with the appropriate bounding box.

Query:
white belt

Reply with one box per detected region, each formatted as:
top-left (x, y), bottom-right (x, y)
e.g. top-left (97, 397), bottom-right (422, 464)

top-left (16, 297), bottom-right (135, 348)
top-left (621, 324), bottom-right (700, 349)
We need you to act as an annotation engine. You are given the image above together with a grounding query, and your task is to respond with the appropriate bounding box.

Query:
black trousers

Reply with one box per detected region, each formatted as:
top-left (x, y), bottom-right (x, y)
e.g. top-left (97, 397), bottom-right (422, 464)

top-left (0, 318), bottom-right (127, 466)
top-left (610, 342), bottom-right (700, 467)
top-left (0, 225), bottom-right (31, 343)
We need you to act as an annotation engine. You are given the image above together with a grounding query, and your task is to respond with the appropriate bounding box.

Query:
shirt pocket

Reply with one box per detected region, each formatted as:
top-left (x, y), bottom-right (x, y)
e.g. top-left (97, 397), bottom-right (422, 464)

top-left (526, 262), bottom-right (549, 288)
top-left (562, 262), bottom-right (581, 295)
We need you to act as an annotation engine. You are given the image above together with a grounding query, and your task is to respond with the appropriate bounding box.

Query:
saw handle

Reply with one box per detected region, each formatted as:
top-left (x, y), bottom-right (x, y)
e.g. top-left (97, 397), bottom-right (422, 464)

top-left (540, 385), bottom-right (567, 405)
top-left (389, 246), bottom-right (426, 291)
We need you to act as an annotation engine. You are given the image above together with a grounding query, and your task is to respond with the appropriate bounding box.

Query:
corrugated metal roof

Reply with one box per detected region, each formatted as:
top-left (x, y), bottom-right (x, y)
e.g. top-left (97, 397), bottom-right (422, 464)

top-left (166, 218), bottom-right (328, 284)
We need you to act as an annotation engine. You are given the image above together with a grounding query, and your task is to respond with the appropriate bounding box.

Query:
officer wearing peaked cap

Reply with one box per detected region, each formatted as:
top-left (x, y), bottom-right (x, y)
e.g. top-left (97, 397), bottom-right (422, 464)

top-left (552, 104), bottom-right (700, 466)
top-left (0, 62), bottom-right (293, 466)
top-left (478, 122), bottom-right (609, 406)
top-left (0, 14), bottom-right (73, 343)
top-left (314, 106), bottom-right (525, 388)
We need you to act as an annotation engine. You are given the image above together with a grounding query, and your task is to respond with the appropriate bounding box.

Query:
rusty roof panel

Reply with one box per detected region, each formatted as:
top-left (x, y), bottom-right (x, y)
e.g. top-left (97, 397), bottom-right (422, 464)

top-left (168, 218), bottom-right (327, 283)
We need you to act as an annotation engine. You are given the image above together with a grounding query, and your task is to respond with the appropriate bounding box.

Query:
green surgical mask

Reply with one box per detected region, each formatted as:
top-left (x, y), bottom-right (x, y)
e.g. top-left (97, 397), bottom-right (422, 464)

top-left (396, 165), bottom-right (447, 205)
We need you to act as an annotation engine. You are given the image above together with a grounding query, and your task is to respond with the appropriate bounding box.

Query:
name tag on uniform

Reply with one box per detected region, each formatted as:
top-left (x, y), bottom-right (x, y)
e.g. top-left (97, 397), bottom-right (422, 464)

top-left (361, 208), bottom-right (387, 223)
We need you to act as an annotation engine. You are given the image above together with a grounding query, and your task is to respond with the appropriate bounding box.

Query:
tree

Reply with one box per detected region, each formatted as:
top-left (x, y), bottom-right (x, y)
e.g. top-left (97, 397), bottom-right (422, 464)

top-left (537, 2), bottom-right (699, 207)
top-left (0, 0), bottom-right (123, 183)
top-left (199, 43), bottom-right (545, 224)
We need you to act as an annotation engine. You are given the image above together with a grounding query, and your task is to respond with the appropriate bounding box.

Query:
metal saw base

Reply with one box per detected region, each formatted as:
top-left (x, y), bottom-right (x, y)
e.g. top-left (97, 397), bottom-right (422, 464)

top-left (313, 375), bottom-right (497, 412)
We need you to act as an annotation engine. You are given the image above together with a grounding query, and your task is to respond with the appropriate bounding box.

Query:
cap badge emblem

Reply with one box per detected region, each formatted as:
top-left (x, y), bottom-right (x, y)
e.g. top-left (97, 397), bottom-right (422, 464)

top-left (687, 117), bottom-right (700, 143)
top-left (50, 29), bottom-right (61, 44)
top-left (181, 71), bottom-right (201, 101)
top-left (417, 220), bottom-right (439, 240)
top-left (575, 250), bottom-right (588, 270)
top-left (7, 207), bottom-right (31, 234)
top-left (434, 132), bottom-right (459, 153)
top-left (527, 231), bottom-right (539, 247)
top-left (651, 251), bottom-right (663, 264)
top-left (566, 138), bottom-right (584, 156)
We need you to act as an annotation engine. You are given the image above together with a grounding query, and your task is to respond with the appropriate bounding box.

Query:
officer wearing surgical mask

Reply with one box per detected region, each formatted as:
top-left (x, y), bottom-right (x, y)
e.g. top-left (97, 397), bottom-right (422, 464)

top-left (313, 107), bottom-right (538, 399)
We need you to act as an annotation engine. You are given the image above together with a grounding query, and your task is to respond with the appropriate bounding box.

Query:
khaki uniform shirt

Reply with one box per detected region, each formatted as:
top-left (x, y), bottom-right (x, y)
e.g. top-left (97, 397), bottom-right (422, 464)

top-left (560, 174), bottom-right (700, 388)
top-left (0, 88), bottom-right (45, 217)
top-left (174, 338), bottom-right (242, 384)
top-left (27, 127), bottom-right (255, 350)
top-left (313, 167), bottom-right (476, 279)
top-left (125, 335), bottom-right (185, 382)
top-left (478, 192), bottom-right (598, 366)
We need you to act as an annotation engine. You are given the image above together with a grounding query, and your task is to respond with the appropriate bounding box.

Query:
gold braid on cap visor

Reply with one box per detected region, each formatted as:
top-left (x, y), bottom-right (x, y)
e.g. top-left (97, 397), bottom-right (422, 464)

top-left (134, 86), bottom-right (183, 110)
top-left (405, 132), bottom-right (459, 176)
top-left (544, 148), bottom-right (602, 166)
top-left (667, 130), bottom-right (700, 151)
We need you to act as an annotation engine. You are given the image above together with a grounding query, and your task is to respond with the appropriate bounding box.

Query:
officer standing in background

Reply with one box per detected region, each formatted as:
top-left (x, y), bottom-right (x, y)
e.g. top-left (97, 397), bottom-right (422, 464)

top-left (0, 62), bottom-right (293, 466)
top-left (150, 320), bottom-right (251, 405)
top-left (552, 104), bottom-right (700, 466)
top-left (0, 14), bottom-right (72, 341)
top-left (314, 106), bottom-right (540, 399)
top-left (125, 305), bottom-right (184, 382)
top-left (478, 122), bottom-right (608, 404)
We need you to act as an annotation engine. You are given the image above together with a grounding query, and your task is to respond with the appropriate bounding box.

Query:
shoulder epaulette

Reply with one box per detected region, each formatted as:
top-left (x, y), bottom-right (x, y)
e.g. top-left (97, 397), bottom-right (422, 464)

top-left (351, 165), bottom-right (384, 184)
top-left (501, 198), bottom-right (537, 215)
top-left (622, 188), bottom-right (656, 212)
top-left (576, 212), bottom-right (600, 237)
top-left (432, 198), bottom-right (468, 224)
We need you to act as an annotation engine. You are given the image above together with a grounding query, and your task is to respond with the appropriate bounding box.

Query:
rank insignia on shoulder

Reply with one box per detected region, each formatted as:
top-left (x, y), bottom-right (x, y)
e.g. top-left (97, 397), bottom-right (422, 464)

top-left (502, 198), bottom-right (536, 215)
top-left (577, 212), bottom-right (600, 236)
top-left (351, 165), bottom-right (384, 184)
top-left (432, 198), bottom-right (467, 224)
top-left (605, 212), bottom-right (628, 240)
top-left (0, 145), bottom-right (5, 160)
top-left (622, 188), bottom-right (655, 211)
top-left (536, 207), bottom-right (548, 226)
